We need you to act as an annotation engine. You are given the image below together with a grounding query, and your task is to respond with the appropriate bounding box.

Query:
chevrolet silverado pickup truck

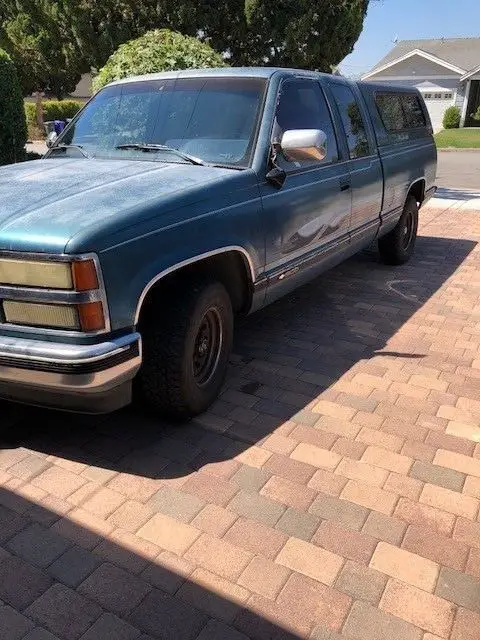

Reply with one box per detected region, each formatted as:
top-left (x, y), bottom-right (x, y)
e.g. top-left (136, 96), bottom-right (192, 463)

top-left (0, 68), bottom-right (437, 419)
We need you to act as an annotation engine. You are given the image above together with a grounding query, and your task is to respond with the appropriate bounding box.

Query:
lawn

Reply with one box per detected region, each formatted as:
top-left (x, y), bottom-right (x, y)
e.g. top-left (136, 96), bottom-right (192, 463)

top-left (435, 128), bottom-right (480, 148)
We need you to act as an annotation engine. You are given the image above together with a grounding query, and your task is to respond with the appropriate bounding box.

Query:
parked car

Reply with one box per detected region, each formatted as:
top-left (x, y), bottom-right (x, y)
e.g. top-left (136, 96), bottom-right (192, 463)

top-left (0, 68), bottom-right (437, 419)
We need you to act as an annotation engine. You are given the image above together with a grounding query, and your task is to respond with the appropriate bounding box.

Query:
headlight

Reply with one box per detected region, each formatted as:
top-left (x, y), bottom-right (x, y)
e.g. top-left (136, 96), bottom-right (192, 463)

top-left (0, 257), bottom-right (100, 291)
top-left (0, 258), bottom-right (73, 289)
top-left (0, 255), bottom-right (108, 333)
top-left (3, 301), bottom-right (80, 329)
top-left (2, 299), bottom-right (106, 332)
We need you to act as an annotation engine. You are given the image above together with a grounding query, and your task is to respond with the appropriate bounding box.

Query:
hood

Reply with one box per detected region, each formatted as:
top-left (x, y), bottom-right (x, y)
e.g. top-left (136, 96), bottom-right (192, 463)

top-left (0, 158), bottom-right (240, 253)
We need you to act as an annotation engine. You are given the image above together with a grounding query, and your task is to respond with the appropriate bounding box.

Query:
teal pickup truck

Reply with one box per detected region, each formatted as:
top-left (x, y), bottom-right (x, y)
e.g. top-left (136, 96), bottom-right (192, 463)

top-left (0, 68), bottom-right (437, 419)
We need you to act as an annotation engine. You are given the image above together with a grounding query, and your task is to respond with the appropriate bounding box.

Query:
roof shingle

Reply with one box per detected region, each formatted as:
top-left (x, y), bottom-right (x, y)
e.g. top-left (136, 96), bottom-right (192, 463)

top-left (370, 37), bottom-right (480, 74)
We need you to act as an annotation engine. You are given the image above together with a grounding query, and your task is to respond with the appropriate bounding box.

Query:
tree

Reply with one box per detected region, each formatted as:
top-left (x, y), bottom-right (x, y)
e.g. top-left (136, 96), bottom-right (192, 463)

top-left (1, 0), bottom-right (370, 96)
top-left (0, 48), bottom-right (27, 165)
top-left (237, 0), bottom-right (369, 70)
top-left (93, 29), bottom-right (226, 91)
top-left (0, 0), bottom-right (82, 98)
top-left (80, 0), bottom-right (369, 71)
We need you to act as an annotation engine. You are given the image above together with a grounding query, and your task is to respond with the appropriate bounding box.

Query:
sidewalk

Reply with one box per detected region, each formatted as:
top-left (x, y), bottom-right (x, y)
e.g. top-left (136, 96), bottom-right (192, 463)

top-left (426, 187), bottom-right (480, 211)
top-left (26, 141), bottom-right (47, 156)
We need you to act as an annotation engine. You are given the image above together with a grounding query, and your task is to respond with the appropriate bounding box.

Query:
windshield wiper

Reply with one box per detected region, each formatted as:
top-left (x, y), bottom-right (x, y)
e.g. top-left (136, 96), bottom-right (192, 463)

top-left (49, 144), bottom-right (92, 159)
top-left (115, 143), bottom-right (206, 166)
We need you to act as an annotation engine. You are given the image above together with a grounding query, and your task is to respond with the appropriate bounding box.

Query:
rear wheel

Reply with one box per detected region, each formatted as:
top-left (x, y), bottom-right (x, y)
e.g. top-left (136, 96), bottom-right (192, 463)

top-left (378, 196), bottom-right (419, 265)
top-left (138, 281), bottom-right (233, 420)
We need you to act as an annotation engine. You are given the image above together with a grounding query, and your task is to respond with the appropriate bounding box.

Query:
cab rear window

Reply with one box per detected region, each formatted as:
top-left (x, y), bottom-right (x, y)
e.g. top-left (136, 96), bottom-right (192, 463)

top-left (375, 92), bottom-right (426, 131)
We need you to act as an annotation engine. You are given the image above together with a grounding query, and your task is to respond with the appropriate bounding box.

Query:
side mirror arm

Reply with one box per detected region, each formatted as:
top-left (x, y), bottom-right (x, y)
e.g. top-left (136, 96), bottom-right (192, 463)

top-left (46, 131), bottom-right (58, 149)
top-left (266, 142), bottom-right (286, 189)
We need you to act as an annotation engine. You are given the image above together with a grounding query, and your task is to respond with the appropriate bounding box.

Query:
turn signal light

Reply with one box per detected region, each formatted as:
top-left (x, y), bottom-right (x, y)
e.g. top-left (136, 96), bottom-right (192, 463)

top-left (72, 259), bottom-right (99, 291)
top-left (77, 301), bottom-right (105, 332)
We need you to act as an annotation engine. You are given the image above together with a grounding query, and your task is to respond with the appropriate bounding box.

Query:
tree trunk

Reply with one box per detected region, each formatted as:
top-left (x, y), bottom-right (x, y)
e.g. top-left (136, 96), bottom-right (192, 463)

top-left (35, 92), bottom-right (44, 131)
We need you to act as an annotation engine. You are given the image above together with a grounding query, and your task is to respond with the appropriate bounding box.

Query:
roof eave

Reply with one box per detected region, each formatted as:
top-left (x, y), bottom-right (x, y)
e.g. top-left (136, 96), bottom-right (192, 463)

top-left (461, 64), bottom-right (480, 81)
top-left (361, 48), bottom-right (466, 81)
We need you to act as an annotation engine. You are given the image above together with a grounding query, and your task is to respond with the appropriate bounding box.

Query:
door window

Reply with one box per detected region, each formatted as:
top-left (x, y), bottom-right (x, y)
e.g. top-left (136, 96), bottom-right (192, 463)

top-left (273, 79), bottom-right (338, 168)
top-left (330, 84), bottom-right (370, 159)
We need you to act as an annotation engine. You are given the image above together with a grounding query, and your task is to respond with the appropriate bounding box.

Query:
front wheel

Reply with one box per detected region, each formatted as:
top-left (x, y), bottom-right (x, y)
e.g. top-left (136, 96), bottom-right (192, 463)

top-left (378, 196), bottom-right (419, 265)
top-left (138, 281), bottom-right (233, 420)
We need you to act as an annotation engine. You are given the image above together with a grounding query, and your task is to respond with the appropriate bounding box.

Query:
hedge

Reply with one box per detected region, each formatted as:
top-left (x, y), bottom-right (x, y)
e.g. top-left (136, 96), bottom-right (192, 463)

top-left (0, 49), bottom-right (27, 165)
top-left (25, 100), bottom-right (83, 129)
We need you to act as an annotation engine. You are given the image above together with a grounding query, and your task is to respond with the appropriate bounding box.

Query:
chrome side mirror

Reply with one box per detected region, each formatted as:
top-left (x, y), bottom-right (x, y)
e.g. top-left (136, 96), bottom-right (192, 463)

top-left (46, 131), bottom-right (58, 148)
top-left (281, 129), bottom-right (327, 162)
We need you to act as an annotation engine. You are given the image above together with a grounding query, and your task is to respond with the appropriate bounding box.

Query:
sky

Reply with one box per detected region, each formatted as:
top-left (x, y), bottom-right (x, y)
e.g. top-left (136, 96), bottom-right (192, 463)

top-left (341, 0), bottom-right (480, 77)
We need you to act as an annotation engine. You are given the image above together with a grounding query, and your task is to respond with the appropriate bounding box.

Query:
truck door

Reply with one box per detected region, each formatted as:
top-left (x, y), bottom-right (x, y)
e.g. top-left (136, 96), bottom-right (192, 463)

top-left (326, 81), bottom-right (383, 249)
top-left (260, 78), bottom-right (352, 304)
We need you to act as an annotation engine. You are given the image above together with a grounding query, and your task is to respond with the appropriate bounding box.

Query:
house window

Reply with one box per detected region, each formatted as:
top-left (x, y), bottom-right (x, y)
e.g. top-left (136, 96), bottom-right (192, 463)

top-left (424, 93), bottom-right (432, 99)
top-left (444, 93), bottom-right (453, 99)
top-left (434, 93), bottom-right (442, 99)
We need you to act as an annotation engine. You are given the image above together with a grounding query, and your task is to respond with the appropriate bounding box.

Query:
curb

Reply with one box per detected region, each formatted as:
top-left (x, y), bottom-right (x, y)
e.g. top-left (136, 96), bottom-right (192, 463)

top-left (424, 198), bottom-right (480, 212)
top-left (437, 148), bottom-right (480, 152)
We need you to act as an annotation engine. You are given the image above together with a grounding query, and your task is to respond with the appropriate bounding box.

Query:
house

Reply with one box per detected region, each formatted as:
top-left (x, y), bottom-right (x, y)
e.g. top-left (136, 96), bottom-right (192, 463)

top-left (25, 73), bottom-right (93, 104)
top-left (69, 73), bottom-right (93, 102)
top-left (361, 38), bottom-right (480, 132)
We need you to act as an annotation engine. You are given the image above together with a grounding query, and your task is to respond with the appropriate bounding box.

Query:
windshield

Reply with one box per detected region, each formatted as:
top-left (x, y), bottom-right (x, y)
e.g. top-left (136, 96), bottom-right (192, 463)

top-left (54, 77), bottom-right (267, 167)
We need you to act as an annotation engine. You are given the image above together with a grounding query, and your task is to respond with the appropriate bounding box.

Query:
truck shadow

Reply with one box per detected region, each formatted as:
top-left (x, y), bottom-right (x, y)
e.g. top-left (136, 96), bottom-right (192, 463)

top-left (0, 235), bottom-right (476, 482)
top-left (0, 486), bottom-right (304, 639)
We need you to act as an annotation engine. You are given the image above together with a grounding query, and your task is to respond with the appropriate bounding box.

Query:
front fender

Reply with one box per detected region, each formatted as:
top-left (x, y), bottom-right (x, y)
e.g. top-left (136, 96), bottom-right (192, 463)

top-left (99, 185), bottom-right (265, 331)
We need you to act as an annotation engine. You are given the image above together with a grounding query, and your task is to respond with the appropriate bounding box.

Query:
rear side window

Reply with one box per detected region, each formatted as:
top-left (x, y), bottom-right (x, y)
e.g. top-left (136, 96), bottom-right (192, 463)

top-left (375, 92), bottom-right (426, 132)
top-left (330, 84), bottom-right (370, 159)
top-left (401, 94), bottom-right (426, 128)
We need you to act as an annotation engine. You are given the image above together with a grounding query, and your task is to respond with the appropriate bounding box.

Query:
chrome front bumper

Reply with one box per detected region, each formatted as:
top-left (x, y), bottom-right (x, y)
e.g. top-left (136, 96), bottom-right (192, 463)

top-left (0, 332), bottom-right (141, 413)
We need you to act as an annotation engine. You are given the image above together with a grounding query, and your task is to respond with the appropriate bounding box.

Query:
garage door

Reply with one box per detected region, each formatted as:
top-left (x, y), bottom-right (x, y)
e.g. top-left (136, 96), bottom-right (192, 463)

top-left (423, 97), bottom-right (454, 132)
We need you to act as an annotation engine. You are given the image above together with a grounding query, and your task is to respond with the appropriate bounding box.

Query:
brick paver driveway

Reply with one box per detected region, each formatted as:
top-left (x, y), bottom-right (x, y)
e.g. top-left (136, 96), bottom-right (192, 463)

top-left (1, 196), bottom-right (479, 640)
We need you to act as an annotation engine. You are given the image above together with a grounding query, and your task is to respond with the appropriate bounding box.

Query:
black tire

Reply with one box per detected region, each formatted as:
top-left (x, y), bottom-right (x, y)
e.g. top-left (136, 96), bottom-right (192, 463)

top-left (378, 196), bottom-right (419, 265)
top-left (138, 281), bottom-right (233, 420)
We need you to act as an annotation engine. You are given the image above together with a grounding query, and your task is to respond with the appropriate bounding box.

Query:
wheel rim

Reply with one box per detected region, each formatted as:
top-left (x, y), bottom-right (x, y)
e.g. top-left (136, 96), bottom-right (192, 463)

top-left (402, 210), bottom-right (415, 250)
top-left (192, 307), bottom-right (223, 387)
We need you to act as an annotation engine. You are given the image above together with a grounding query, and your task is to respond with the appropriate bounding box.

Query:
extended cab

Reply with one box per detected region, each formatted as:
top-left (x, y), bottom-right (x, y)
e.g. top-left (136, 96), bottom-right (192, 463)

top-left (0, 68), bottom-right (437, 418)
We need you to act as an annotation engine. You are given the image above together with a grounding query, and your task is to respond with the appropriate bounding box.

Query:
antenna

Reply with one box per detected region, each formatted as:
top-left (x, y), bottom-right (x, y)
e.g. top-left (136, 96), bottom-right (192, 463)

top-left (393, 35), bottom-right (398, 44)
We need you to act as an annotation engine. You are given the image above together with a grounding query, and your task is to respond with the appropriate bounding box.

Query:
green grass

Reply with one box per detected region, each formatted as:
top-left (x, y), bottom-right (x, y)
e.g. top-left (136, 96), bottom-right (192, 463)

top-left (435, 128), bottom-right (480, 148)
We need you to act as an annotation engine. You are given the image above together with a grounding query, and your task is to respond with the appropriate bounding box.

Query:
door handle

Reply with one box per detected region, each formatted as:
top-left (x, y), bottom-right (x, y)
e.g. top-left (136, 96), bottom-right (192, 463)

top-left (340, 182), bottom-right (351, 192)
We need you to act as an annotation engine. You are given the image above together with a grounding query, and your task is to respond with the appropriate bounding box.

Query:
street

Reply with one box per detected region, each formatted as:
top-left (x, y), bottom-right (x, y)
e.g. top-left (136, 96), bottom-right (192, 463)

top-left (436, 150), bottom-right (480, 191)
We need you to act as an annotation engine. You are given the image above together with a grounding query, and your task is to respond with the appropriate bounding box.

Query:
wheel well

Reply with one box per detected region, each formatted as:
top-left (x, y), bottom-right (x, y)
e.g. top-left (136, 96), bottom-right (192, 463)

top-left (408, 180), bottom-right (425, 205)
top-left (138, 251), bottom-right (253, 324)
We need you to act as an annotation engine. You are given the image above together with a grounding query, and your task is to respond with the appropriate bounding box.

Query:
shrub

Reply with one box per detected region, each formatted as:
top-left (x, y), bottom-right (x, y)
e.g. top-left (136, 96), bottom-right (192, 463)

top-left (471, 106), bottom-right (480, 122)
top-left (93, 29), bottom-right (226, 92)
top-left (443, 106), bottom-right (461, 129)
top-left (25, 102), bottom-right (36, 125)
top-left (0, 49), bottom-right (27, 165)
top-left (24, 100), bottom-right (83, 139)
